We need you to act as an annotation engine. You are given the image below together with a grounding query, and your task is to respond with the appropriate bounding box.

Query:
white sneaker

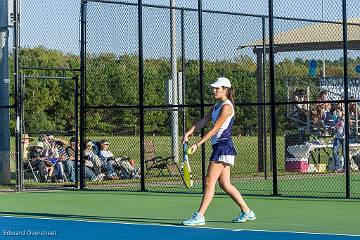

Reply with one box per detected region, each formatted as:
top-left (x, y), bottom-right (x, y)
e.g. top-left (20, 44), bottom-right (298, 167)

top-left (182, 212), bottom-right (205, 226)
top-left (233, 210), bottom-right (256, 223)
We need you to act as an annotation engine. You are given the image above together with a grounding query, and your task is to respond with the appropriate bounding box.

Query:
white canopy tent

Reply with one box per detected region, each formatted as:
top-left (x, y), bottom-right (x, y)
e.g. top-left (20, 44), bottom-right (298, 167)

top-left (240, 18), bottom-right (360, 52)
top-left (239, 18), bottom-right (360, 172)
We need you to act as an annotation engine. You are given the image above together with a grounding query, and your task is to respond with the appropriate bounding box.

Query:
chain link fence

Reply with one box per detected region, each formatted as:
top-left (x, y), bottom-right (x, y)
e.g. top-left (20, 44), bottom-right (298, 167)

top-left (7, 0), bottom-right (81, 190)
top-left (271, 0), bottom-right (360, 198)
top-left (2, 0), bottom-right (360, 198)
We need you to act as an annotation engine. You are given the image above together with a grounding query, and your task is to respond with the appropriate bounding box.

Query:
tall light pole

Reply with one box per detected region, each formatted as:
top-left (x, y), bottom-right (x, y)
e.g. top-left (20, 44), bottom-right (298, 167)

top-left (170, 0), bottom-right (179, 162)
top-left (0, 0), bottom-right (11, 185)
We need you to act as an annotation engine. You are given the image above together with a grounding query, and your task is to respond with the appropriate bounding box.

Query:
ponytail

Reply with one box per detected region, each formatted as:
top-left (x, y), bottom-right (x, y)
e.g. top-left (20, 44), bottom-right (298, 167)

top-left (226, 87), bottom-right (234, 104)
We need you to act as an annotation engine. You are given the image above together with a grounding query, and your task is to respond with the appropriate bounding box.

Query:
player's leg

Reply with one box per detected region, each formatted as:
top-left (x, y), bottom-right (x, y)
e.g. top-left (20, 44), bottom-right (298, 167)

top-left (218, 165), bottom-right (250, 211)
top-left (218, 165), bottom-right (256, 223)
top-left (197, 161), bottom-right (225, 216)
top-left (182, 161), bottom-right (224, 226)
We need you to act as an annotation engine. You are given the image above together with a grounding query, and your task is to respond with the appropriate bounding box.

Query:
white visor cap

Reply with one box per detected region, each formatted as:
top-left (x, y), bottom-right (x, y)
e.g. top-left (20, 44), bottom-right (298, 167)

top-left (210, 77), bottom-right (231, 88)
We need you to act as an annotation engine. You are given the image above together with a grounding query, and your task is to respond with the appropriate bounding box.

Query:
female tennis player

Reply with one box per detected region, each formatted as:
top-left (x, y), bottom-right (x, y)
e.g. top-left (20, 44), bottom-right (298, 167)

top-left (182, 77), bottom-right (256, 226)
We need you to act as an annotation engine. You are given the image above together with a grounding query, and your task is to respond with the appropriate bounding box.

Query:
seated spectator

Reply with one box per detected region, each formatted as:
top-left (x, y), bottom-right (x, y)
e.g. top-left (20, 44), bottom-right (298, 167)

top-left (46, 135), bottom-right (70, 182)
top-left (313, 90), bottom-right (332, 126)
top-left (46, 137), bottom-right (75, 183)
top-left (292, 90), bottom-right (308, 123)
top-left (22, 134), bottom-right (32, 160)
top-left (62, 139), bottom-right (77, 182)
top-left (48, 140), bottom-right (67, 182)
top-left (66, 137), bottom-right (103, 182)
top-left (30, 135), bottom-right (63, 182)
top-left (38, 134), bottom-right (51, 149)
top-left (98, 139), bottom-right (139, 179)
top-left (348, 97), bottom-right (360, 141)
top-left (98, 140), bottom-right (120, 180)
top-left (28, 141), bottom-right (54, 182)
top-left (22, 134), bottom-right (47, 182)
top-left (349, 96), bottom-right (360, 119)
top-left (84, 140), bottom-right (104, 178)
top-left (315, 90), bottom-right (331, 109)
top-left (326, 103), bottom-right (343, 128)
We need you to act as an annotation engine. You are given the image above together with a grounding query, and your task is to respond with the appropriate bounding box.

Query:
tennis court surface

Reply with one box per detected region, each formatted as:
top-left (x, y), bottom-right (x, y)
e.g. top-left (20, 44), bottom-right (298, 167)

top-left (1, 191), bottom-right (359, 239)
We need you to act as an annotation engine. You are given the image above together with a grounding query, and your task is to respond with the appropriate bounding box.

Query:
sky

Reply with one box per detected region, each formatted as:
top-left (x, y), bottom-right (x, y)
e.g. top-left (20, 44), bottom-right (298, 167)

top-left (14, 0), bottom-right (360, 62)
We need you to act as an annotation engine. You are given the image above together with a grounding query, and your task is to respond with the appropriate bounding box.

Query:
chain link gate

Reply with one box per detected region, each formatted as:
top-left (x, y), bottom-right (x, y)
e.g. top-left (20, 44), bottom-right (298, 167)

top-left (18, 68), bottom-right (80, 190)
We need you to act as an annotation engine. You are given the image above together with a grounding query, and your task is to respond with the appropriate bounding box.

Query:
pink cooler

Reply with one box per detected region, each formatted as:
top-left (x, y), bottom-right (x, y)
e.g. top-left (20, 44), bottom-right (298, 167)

top-left (285, 158), bottom-right (308, 173)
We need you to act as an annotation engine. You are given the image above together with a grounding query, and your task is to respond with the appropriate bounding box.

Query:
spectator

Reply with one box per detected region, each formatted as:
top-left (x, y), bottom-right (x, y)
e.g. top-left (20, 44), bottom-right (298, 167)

top-left (22, 134), bottom-right (32, 160)
top-left (47, 136), bottom-right (71, 182)
top-left (66, 137), bottom-right (103, 182)
top-left (348, 97), bottom-right (360, 140)
top-left (349, 96), bottom-right (360, 118)
top-left (98, 140), bottom-right (121, 180)
top-left (38, 134), bottom-right (51, 149)
top-left (332, 109), bottom-right (345, 172)
top-left (47, 140), bottom-right (66, 182)
top-left (98, 139), bottom-right (138, 179)
top-left (84, 140), bottom-right (104, 178)
top-left (29, 141), bottom-right (54, 182)
top-left (292, 90), bottom-right (308, 123)
top-left (313, 90), bottom-right (331, 126)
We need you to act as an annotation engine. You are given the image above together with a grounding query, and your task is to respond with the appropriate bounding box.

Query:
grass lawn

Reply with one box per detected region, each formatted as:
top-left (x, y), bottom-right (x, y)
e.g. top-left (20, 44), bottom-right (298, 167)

top-left (6, 135), bottom-right (360, 198)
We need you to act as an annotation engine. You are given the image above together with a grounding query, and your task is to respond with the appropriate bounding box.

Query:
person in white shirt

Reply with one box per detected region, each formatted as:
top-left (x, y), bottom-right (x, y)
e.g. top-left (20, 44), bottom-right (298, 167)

top-left (98, 140), bottom-right (119, 180)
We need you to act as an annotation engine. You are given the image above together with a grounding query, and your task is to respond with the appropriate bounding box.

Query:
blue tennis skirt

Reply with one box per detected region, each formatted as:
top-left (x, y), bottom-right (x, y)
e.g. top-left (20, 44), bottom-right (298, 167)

top-left (210, 138), bottom-right (237, 166)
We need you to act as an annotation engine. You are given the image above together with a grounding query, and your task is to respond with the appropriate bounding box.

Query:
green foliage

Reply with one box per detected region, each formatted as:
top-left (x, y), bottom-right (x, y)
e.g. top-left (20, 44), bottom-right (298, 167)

top-left (7, 47), bottom-right (359, 136)
top-left (8, 47), bottom-right (80, 135)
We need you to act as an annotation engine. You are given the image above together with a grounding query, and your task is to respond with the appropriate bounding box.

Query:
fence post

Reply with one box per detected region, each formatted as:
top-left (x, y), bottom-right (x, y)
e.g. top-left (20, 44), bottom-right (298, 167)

top-left (262, 17), bottom-right (268, 179)
top-left (268, 0), bottom-right (278, 196)
top-left (342, 0), bottom-right (350, 198)
top-left (13, 0), bottom-right (23, 191)
top-left (79, 0), bottom-right (87, 189)
top-left (170, 0), bottom-right (179, 164)
top-left (138, 0), bottom-right (145, 191)
top-left (198, 0), bottom-right (206, 193)
top-left (181, 9), bottom-right (186, 137)
top-left (74, 74), bottom-right (80, 189)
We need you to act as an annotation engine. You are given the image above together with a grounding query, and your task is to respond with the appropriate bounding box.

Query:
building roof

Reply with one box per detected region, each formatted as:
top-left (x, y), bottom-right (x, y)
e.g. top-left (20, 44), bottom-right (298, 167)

top-left (239, 18), bottom-right (360, 53)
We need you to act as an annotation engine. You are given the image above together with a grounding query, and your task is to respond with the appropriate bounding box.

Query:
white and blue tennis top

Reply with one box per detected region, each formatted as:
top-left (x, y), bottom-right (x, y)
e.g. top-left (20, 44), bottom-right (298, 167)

top-left (210, 99), bottom-right (235, 145)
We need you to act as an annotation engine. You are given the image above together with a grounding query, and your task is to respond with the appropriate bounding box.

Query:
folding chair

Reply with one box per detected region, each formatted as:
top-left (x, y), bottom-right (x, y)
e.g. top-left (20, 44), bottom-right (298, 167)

top-left (144, 139), bottom-right (180, 177)
top-left (23, 159), bottom-right (40, 182)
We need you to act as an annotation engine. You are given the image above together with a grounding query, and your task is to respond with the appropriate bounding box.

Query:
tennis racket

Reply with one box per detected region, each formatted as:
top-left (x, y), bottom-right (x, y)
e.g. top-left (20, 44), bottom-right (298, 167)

top-left (182, 143), bottom-right (194, 189)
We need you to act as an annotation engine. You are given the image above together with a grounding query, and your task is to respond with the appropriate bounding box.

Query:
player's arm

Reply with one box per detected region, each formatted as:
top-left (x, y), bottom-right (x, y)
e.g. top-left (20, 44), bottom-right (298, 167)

top-left (183, 107), bottom-right (213, 143)
top-left (195, 104), bottom-right (232, 147)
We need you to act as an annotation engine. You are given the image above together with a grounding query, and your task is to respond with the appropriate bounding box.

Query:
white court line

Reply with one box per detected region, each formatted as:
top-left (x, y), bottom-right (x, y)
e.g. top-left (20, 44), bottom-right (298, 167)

top-left (1, 215), bottom-right (359, 237)
top-left (0, 215), bottom-right (233, 232)
top-left (233, 228), bottom-right (360, 237)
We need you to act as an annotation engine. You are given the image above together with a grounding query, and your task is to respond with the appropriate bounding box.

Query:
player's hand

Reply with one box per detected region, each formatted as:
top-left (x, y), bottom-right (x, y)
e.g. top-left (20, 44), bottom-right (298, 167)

top-left (182, 135), bottom-right (189, 144)
top-left (188, 144), bottom-right (199, 154)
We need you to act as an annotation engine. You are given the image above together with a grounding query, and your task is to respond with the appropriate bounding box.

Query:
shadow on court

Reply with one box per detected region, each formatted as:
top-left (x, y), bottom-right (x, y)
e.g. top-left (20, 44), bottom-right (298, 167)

top-left (0, 211), bottom-right (182, 226)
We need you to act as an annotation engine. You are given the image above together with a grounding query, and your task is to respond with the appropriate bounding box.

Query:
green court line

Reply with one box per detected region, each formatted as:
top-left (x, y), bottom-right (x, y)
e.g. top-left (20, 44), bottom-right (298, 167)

top-left (0, 191), bottom-right (359, 235)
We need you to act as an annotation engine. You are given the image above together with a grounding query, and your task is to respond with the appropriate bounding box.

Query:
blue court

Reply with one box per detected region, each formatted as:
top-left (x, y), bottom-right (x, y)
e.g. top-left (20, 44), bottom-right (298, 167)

top-left (1, 216), bottom-right (359, 240)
